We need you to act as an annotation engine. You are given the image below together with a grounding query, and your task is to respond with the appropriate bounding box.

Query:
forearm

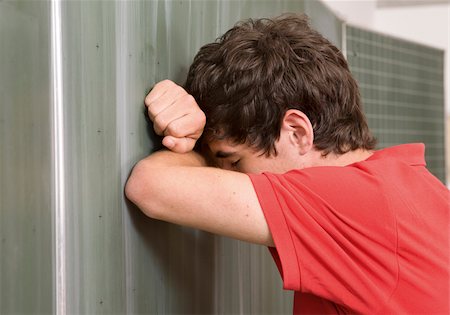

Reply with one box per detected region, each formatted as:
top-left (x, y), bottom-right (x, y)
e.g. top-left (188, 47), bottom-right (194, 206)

top-left (125, 149), bottom-right (272, 245)
top-left (125, 150), bottom-right (208, 218)
top-left (138, 150), bottom-right (208, 168)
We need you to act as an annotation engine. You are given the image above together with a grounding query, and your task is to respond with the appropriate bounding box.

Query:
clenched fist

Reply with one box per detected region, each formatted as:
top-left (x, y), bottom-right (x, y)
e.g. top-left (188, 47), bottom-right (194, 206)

top-left (145, 80), bottom-right (206, 153)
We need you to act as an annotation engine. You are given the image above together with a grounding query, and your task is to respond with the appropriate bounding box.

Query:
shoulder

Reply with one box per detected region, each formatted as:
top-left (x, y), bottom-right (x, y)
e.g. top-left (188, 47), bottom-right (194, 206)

top-left (249, 165), bottom-right (391, 224)
top-left (254, 164), bottom-right (382, 198)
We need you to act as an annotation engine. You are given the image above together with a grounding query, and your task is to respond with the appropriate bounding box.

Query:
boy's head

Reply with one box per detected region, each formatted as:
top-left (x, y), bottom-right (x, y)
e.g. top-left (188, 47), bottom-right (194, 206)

top-left (185, 14), bottom-right (376, 172)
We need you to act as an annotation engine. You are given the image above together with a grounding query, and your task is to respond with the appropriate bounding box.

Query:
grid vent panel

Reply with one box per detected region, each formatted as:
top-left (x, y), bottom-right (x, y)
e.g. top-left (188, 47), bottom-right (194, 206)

top-left (346, 26), bottom-right (446, 182)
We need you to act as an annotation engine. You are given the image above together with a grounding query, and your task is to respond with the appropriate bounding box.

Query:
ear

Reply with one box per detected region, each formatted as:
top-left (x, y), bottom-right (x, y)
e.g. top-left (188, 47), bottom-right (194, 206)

top-left (280, 109), bottom-right (314, 155)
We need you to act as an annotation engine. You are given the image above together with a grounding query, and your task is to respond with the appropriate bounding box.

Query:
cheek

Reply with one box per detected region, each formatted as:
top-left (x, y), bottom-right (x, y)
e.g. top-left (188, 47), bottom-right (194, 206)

top-left (241, 157), bottom-right (278, 174)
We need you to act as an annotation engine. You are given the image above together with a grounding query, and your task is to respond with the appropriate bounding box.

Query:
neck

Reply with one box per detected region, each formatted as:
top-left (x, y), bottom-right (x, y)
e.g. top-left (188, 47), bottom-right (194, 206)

top-left (309, 149), bottom-right (374, 167)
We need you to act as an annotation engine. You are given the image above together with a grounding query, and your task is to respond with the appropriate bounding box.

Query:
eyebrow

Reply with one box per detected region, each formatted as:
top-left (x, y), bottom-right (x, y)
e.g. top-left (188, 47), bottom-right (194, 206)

top-left (215, 150), bottom-right (236, 159)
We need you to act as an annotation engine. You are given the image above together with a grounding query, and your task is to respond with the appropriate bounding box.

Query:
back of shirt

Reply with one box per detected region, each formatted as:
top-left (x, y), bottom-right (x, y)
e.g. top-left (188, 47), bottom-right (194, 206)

top-left (249, 144), bottom-right (449, 314)
top-left (366, 146), bottom-right (449, 314)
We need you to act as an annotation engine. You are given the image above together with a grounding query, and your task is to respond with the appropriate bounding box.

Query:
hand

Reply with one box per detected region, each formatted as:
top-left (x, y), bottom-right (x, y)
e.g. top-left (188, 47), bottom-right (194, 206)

top-left (145, 80), bottom-right (206, 153)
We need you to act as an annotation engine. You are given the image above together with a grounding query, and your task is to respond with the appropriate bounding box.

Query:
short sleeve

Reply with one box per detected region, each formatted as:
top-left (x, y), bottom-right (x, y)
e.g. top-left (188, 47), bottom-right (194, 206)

top-left (249, 172), bottom-right (302, 291)
top-left (248, 167), bottom-right (399, 312)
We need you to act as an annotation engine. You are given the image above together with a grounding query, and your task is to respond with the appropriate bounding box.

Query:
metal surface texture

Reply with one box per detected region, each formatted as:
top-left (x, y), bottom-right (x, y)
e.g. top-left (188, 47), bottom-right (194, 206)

top-left (0, 1), bottom-right (53, 314)
top-left (60, 2), bottom-right (126, 313)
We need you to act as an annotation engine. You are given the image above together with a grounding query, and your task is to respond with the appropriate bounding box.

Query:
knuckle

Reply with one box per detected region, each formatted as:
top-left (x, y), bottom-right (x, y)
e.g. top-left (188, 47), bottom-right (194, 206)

top-left (166, 123), bottom-right (182, 137)
top-left (198, 111), bottom-right (206, 125)
top-left (153, 124), bottom-right (161, 135)
top-left (144, 94), bottom-right (152, 106)
top-left (159, 79), bottom-right (175, 90)
top-left (156, 79), bottom-right (171, 87)
top-left (153, 115), bottom-right (167, 130)
top-left (183, 94), bottom-right (196, 105)
top-left (153, 124), bottom-right (163, 136)
top-left (172, 89), bottom-right (187, 102)
top-left (162, 79), bottom-right (173, 85)
top-left (147, 105), bottom-right (158, 120)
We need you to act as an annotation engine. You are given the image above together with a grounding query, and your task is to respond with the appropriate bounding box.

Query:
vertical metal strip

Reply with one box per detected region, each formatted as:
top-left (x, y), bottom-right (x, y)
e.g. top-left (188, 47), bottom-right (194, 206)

top-left (237, 242), bottom-right (244, 315)
top-left (51, 0), bottom-right (66, 314)
top-left (342, 21), bottom-right (347, 60)
top-left (115, 1), bottom-right (130, 313)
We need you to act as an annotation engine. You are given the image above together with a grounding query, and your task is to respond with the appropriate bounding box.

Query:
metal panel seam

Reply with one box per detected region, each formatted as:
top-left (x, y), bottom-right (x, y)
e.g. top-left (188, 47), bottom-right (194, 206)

top-left (342, 21), bottom-right (347, 60)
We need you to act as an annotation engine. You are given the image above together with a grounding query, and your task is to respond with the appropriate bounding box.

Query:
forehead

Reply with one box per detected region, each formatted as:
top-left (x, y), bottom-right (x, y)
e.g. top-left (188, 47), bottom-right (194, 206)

top-left (208, 139), bottom-right (270, 164)
top-left (208, 138), bottom-right (262, 157)
top-left (208, 138), bottom-right (242, 155)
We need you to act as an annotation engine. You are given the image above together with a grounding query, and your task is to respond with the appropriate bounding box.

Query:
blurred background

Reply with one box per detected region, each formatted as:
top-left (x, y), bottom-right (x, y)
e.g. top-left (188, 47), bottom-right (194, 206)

top-left (324, 0), bottom-right (449, 185)
top-left (1, 0), bottom-right (448, 314)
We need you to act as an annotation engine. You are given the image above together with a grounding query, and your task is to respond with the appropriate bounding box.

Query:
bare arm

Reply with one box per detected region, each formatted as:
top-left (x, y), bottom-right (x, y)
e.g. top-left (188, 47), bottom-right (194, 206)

top-left (125, 150), bottom-right (274, 246)
top-left (126, 80), bottom-right (274, 246)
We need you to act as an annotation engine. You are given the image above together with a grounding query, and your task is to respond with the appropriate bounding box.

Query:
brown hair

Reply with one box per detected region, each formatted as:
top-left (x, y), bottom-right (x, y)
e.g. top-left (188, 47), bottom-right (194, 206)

top-left (185, 13), bottom-right (376, 156)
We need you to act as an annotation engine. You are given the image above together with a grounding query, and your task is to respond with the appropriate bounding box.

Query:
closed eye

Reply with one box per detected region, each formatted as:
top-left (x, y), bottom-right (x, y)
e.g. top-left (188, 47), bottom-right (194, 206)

top-left (231, 159), bottom-right (240, 168)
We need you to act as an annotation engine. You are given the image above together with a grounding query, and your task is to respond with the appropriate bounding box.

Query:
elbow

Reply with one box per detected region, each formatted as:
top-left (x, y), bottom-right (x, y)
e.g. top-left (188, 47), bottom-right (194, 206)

top-left (124, 171), bottom-right (142, 208)
top-left (125, 161), bottom-right (160, 219)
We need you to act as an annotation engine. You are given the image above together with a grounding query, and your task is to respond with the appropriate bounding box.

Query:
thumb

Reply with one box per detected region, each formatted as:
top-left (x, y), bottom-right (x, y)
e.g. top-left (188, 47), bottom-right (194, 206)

top-left (162, 136), bottom-right (196, 153)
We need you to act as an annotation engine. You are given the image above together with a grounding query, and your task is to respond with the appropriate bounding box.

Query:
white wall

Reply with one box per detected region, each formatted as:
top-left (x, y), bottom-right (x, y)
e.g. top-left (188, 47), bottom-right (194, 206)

top-left (375, 4), bottom-right (449, 50)
top-left (322, 0), bottom-right (378, 29)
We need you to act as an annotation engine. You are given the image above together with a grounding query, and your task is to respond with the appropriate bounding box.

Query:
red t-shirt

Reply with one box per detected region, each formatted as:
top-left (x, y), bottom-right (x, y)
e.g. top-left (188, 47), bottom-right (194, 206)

top-left (248, 143), bottom-right (449, 314)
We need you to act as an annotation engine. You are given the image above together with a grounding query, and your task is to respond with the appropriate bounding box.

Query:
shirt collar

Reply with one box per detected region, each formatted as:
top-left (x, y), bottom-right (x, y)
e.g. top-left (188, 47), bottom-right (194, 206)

top-left (366, 143), bottom-right (426, 166)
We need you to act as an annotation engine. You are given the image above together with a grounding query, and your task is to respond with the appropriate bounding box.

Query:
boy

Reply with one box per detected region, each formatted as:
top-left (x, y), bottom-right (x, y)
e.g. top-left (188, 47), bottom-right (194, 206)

top-left (126, 14), bottom-right (449, 314)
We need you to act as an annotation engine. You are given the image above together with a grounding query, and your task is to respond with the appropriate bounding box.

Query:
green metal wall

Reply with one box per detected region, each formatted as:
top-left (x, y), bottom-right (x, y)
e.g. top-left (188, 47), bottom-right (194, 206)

top-left (346, 26), bottom-right (446, 183)
top-left (0, 2), bottom-right (53, 314)
top-left (6, 1), bottom-right (447, 314)
top-left (60, 2), bottom-right (126, 313)
top-left (0, 1), bottom-right (342, 314)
